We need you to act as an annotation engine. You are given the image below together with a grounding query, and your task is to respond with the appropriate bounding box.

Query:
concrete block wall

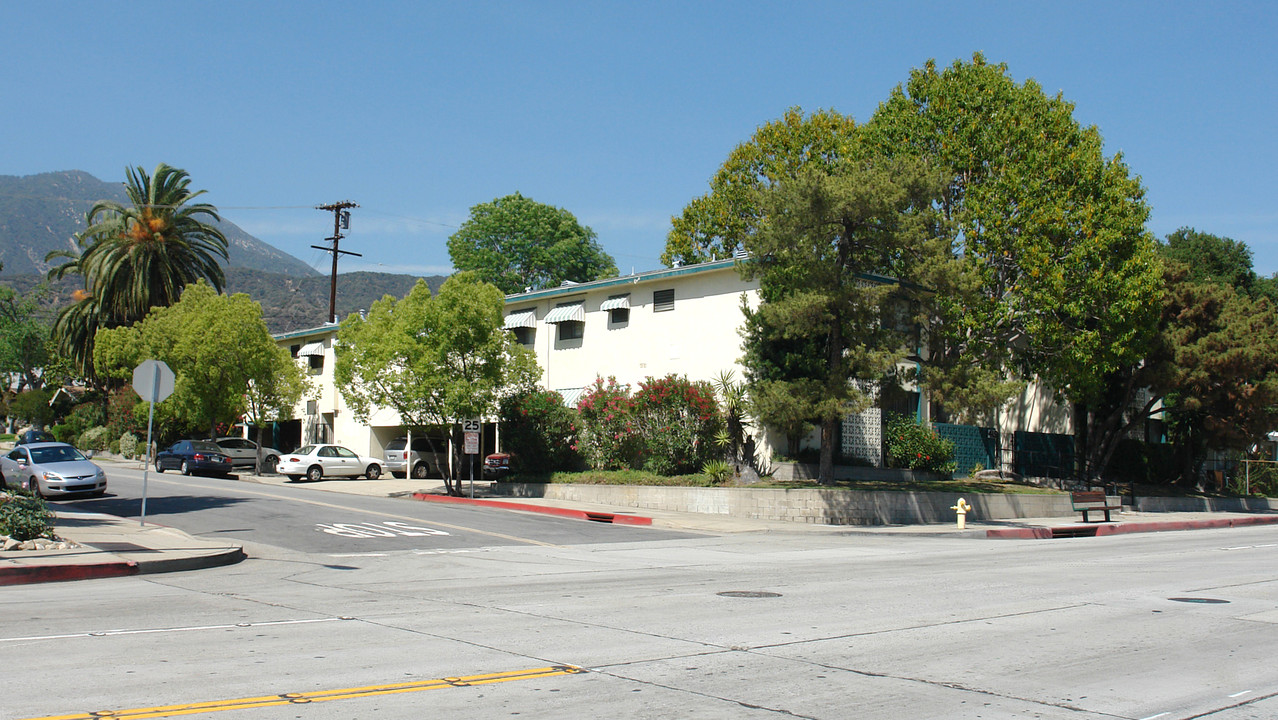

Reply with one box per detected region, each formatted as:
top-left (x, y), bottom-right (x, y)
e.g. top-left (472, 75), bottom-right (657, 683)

top-left (490, 483), bottom-right (1078, 526)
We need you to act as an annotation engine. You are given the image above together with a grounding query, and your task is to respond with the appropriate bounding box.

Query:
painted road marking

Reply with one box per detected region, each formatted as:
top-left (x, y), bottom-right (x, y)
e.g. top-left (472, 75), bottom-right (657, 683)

top-left (316, 520), bottom-right (451, 538)
top-left (144, 475), bottom-right (560, 547)
top-left (0, 617), bottom-right (347, 644)
top-left (20, 665), bottom-right (585, 720)
top-left (1222, 543), bottom-right (1278, 550)
top-left (1229, 690), bottom-right (1252, 698)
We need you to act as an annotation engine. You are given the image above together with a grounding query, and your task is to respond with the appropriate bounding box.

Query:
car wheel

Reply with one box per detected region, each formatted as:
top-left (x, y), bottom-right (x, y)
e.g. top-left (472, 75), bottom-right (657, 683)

top-left (263, 455), bottom-right (279, 474)
top-left (306, 465), bottom-right (324, 483)
top-left (181, 460), bottom-right (191, 476)
top-left (365, 464), bottom-right (382, 481)
top-left (155, 460), bottom-right (165, 473)
top-left (27, 477), bottom-right (43, 498)
top-left (411, 462), bottom-right (429, 479)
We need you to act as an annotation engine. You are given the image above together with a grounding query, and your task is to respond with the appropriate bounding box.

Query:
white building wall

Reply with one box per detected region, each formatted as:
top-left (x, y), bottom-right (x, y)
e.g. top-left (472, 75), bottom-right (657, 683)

top-left (507, 262), bottom-right (760, 397)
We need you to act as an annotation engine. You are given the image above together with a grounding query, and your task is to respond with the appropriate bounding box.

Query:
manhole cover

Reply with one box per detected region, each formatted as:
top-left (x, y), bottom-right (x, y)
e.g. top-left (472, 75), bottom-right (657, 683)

top-left (717, 591), bottom-right (782, 598)
top-left (1168, 597), bottom-right (1230, 604)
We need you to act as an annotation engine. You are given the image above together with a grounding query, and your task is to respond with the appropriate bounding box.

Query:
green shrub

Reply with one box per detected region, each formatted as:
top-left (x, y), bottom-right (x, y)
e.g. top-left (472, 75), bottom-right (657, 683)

top-left (50, 423), bottom-right (75, 443)
top-left (0, 490), bottom-right (54, 541)
top-left (884, 414), bottom-right (957, 475)
top-left (575, 377), bottom-right (642, 471)
top-left (499, 390), bottom-right (581, 473)
top-left (701, 459), bottom-right (734, 484)
top-left (631, 374), bottom-right (722, 476)
top-left (79, 426), bottom-right (111, 452)
top-left (118, 432), bottom-right (140, 460)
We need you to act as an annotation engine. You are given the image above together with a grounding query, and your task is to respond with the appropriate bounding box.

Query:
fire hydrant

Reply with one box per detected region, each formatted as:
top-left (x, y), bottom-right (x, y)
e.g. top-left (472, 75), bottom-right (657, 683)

top-left (951, 497), bottom-right (972, 529)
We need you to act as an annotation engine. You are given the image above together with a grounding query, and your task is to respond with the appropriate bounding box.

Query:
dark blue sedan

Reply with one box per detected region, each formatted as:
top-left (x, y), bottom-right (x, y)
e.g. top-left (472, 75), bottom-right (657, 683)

top-left (155, 440), bottom-right (233, 477)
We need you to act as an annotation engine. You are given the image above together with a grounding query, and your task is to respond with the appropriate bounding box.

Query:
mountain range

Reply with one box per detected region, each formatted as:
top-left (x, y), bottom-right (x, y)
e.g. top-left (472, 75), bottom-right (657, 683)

top-left (0, 170), bottom-right (445, 332)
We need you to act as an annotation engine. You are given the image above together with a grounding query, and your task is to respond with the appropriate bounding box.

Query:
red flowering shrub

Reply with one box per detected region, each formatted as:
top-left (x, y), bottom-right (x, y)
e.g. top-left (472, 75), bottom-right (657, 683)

top-left (575, 377), bottom-right (641, 470)
top-left (631, 374), bottom-right (723, 476)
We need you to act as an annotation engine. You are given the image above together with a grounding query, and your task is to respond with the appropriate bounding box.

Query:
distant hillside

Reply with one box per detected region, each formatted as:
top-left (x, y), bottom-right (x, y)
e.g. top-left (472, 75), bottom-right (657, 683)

top-left (0, 170), bottom-right (319, 277)
top-left (0, 269), bottom-right (447, 334)
top-left (224, 268), bottom-right (446, 332)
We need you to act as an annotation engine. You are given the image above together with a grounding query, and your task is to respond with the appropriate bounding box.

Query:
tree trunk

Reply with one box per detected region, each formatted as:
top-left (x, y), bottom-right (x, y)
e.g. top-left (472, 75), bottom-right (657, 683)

top-left (819, 418), bottom-right (836, 484)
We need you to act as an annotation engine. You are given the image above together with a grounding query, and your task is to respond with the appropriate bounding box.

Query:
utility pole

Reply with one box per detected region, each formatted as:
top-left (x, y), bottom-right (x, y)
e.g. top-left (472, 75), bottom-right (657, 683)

top-left (313, 201), bottom-right (361, 324)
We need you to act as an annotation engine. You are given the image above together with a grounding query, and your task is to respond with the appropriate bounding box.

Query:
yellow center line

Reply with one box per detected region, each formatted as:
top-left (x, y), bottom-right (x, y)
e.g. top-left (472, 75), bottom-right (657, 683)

top-left (21, 665), bottom-right (585, 720)
top-left (144, 475), bottom-right (561, 547)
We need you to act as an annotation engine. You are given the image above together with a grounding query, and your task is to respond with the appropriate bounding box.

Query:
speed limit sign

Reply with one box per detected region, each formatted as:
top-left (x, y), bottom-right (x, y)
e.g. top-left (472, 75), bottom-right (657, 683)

top-left (462, 418), bottom-right (481, 455)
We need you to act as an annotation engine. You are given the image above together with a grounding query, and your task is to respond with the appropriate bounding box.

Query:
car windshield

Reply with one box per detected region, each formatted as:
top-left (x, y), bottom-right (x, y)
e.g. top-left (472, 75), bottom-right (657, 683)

top-left (190, 441), bottom-right (222, 453)
top-left (28, 446), bottom-right (87, 464)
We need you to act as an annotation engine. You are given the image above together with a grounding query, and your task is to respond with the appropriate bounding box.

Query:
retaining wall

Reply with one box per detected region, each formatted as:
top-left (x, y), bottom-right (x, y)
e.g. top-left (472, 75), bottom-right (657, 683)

top-left (490, 483), bottom-right (1078, 526)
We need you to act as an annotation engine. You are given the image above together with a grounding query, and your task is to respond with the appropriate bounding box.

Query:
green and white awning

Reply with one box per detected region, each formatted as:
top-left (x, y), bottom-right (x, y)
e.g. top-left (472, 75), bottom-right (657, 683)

top-left (600, 294), bottom-right (630, 311)
top-left (544, 302), bottom-right (585, 324)
top-left (556, 387), bottom-right (588, 408)
top-left (503, 309), bottom-right (537, 329)
top-left (297, 341), bottom-right (326, 357)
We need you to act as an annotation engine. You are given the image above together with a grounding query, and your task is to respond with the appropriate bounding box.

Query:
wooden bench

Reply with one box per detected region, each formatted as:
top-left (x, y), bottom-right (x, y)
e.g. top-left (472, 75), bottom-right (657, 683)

top-left (1070, 490), bottom-right (1121, 523)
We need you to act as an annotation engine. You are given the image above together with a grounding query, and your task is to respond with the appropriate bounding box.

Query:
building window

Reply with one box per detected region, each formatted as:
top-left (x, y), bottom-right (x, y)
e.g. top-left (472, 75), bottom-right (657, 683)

top-left (557, 321), bottom-right (584, 341)
top-left (513, 327), bottom-right (535, 346)
top-left (609, 308), bottom-right (630, 324)
top-left (308, 354), bottom-right (324, 375)
top-left (653, 289), bottom-right (674, 312)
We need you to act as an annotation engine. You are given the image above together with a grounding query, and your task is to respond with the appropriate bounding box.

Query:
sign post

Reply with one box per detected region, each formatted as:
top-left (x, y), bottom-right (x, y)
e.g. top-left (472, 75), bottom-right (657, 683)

top-left (463, 418), bottom-right (481, 498)
top-left (132, 360), bottom-right (175, 526)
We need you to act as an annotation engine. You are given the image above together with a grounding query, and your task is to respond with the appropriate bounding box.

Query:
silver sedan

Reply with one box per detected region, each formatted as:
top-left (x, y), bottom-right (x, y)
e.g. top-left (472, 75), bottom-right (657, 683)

top-left (1, 442), bottom-right (107, 498)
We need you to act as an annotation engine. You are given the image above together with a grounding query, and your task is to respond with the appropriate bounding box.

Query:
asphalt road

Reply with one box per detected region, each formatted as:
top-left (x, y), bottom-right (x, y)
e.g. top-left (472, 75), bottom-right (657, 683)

top-left (60, 465), bottom-right (697, 555)
top-left (4, 469), bottom-right (1278, 719)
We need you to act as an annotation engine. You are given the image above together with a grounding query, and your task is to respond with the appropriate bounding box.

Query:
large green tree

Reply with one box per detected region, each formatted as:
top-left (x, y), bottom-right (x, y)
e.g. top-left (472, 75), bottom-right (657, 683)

top-left (663, 107), bottom-right (859, 266)
top-left (47, 163), bottom-right (229, 376)
top-left (94, 282), bottom-right (305, 442)
top-left (447, 193), bottom-right (617, 295)
top-left (0, 284), bottom-right (52, 392)
top-left (863, 54), bottom-right (1164, 480)
top-left (741, 160), bottom-right (950, 482)
top-left (335, 273), bottom-right (540, 495)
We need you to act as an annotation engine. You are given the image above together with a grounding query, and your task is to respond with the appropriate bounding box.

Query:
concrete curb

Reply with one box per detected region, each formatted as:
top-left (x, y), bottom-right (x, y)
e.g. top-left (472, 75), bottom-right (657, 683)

top-left (410, 493), bottom-right (654, 525)
top-left (986, 514), bottom-right (1278, 539)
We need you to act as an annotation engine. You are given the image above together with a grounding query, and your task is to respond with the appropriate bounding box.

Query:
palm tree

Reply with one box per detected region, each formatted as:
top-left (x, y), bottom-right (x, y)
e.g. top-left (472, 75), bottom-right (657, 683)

top-left (47, 163), bottom-right (229, 375)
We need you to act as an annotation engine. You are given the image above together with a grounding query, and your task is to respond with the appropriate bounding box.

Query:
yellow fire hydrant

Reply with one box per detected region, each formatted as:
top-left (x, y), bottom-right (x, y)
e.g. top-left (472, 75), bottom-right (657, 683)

top-left (951, 497), bottom-right (972, 529)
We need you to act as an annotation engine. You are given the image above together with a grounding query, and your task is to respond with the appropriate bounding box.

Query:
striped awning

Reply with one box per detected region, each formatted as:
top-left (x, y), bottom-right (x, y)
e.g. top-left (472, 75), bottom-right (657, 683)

top-left (556, 387), bottom-right (587, 408)
top-left (600, 294), bottom-right (630, 311)
top-left (503, 309), bottom-right (536, 329)
top-left (297, 342), bottom-right (325, 357)
top-left (544, 302), bottom-right (585, 324)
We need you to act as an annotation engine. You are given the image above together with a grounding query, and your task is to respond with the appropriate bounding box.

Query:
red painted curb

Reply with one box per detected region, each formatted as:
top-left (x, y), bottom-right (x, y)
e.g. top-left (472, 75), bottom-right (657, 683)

top-left (988, 515), bottom-right (1278, 539)
top-left (411, 493), bottom-right (653, 525)
top-left (0, 560), bottom-right (138, 586)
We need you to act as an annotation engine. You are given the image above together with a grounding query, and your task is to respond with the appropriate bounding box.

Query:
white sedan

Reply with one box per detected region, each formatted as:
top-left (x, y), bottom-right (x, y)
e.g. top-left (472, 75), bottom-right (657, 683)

top-left (276, 444), bottom-right (383, 482)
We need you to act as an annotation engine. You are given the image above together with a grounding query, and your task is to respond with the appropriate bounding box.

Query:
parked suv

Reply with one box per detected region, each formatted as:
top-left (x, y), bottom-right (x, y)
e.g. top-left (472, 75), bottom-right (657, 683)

top-left (384, 436), bottom-right (447, 479)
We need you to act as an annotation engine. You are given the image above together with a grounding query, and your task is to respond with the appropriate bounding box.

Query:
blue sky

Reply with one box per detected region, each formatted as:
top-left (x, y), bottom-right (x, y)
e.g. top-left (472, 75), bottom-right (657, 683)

top-left (3, 2), bottom-right (1275, 276)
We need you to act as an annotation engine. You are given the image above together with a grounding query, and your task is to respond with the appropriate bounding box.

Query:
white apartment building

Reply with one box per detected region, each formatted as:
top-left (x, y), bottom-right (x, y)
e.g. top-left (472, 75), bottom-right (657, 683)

top-left (272, 257), bottom-right (1078, 474)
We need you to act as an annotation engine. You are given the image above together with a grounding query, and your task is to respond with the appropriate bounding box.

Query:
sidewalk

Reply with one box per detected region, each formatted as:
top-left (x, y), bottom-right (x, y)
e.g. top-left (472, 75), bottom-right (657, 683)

top-left (3, 456), bottom-right (1277, 586)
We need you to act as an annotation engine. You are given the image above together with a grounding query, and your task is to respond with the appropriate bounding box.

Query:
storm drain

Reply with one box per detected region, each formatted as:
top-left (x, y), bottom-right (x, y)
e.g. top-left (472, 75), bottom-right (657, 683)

top-left (717, 591), bottom-right (782, 599)
top-left (1168, 597), bottom-right (1230, 604)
